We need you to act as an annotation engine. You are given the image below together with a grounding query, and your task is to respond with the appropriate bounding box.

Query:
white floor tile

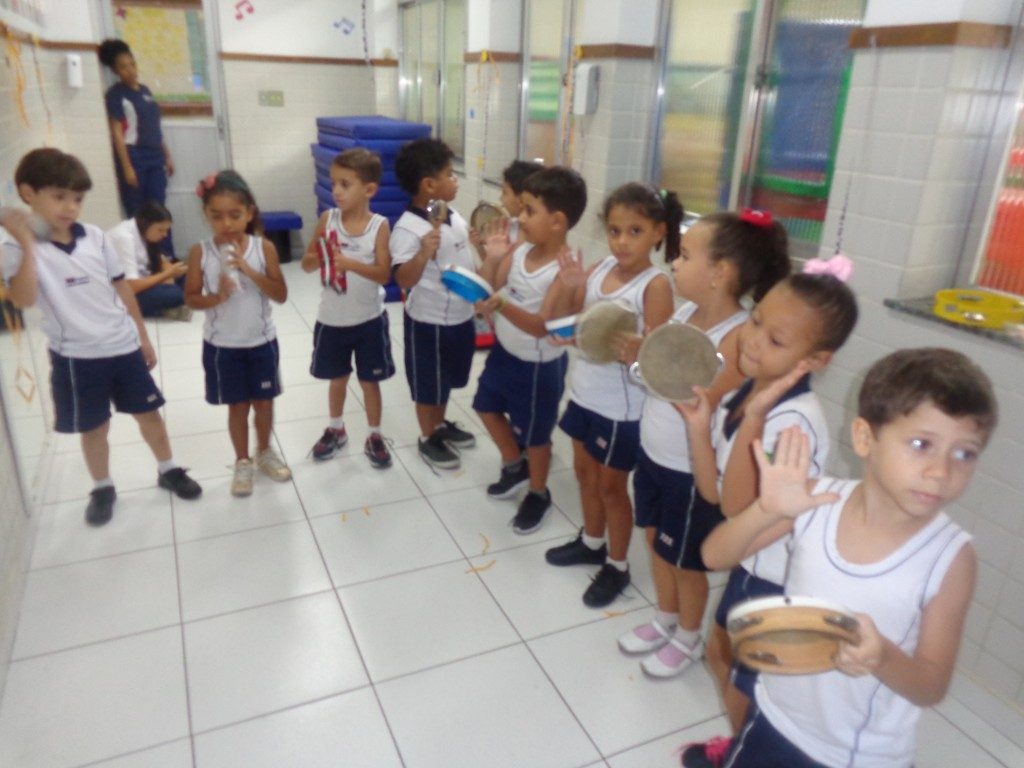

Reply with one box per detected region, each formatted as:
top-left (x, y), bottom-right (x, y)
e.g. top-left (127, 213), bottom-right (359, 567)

top-left (290, 451), bottom-right (422, 518)
top-left (162, 397), bottom-right (225, 439)
top-left (172, 475), bottom-right (307, 543)
top-left (378, 644), bottom-right (600, 768)
top-left (916, 708), bottom-right (1009, 767)
top-left (45, 443), bottom-right (162, 503)
top-left (30, 487), bottom-right (174, 570)
top-left (0, 628), bottom-right (188, 768)
top-left (192, 688), bottom-right (402, 768)
top-left (393, 439), bottom-right (503, 497)
top-left (273, 382), bottom-right (341, 423)
top-left (606, 716), bottom-right (728, 768)
top-left (176, 521), bottom-right (332, 621)
top-left (469, 541), bottom-right (649, 640)
top-left (13, 546), bottom-right (180, 658)
top-left (86, 739), bottom-right (193, 768)
top-left (311, 497), bottom-right (463, 587)
top-left (530, 614), bottom-right (722, 755)
top-left (165, 431), bottom-right (237, 481)
top-left (339, 560), bottom-right (518, 682)
top-left (184, 592), bottom-right (367, 732)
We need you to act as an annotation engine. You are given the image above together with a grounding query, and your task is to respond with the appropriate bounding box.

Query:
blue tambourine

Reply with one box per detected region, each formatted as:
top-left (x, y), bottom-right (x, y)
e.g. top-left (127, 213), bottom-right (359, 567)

top-left (441, 265), bottom-right (493, 303)
top-left (544, 315), bottom-right (578, 339)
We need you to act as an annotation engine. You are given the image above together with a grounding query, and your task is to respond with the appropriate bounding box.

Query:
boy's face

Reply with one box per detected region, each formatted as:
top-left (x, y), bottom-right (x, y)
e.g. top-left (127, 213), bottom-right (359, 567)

top-left (330, 166), bottom-right (376, 214)
top-left (421, 163), bottom-right (458, 202)
top-left (517, 192), bottom-right (562, 246)
top-left (18, 185), bottom-right (84, 238)
top-left (737, 282), bottom-right (830, 382)
top-left (500, 182), bottom-right (521, 215)
top-left (853, 401), bottom-right (986, 521)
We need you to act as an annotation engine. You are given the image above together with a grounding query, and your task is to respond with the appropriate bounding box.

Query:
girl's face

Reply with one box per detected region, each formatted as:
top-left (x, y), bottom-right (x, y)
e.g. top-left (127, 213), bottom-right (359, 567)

top-left (671, 220), bottom-right (719, 301)
top-left (204, 192), bottom-right (254, 244)
top-left (737, 282), bottom-right (830, 382)
top-left (113, 53), bottom-right (139, 87)
top-left (143, 221), bottom-right (172, 244)
top-left (605, 204), bottom-right (666, 271)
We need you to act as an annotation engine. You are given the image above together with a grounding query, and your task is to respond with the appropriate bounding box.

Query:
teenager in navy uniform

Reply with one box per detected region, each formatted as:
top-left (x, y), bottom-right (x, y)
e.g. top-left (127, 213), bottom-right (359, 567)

top-left (0, 148), bottom-right (201, 526)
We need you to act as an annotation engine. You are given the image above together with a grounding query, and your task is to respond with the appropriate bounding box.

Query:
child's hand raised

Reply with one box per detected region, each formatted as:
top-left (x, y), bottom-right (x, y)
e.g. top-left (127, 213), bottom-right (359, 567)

top-left (747, 361), bottom-right (812, 419)
top-left (674, 386), bottom-right (713, 432)
top-left (753, 425), bottom-right (839, 519)
top-left (836, 613), bottom-right (883, 677)
top-left (556, 246), bottom-right (585, 287)
top-left (0, 207), bottom-right (36, 243)
top-left (482, 218), bottom-right (512, 261)
top-left (614, 331), bottom-right (643, 366)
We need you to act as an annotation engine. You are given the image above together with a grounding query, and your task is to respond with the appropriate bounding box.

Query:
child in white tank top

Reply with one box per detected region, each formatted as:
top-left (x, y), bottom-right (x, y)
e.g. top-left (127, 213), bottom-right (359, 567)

top-left (185, 170), bottom-right (290, 498)
top-left (701, 348), bottom-right (996, 768)
top-left (544, 183), bottom-right (676, 609)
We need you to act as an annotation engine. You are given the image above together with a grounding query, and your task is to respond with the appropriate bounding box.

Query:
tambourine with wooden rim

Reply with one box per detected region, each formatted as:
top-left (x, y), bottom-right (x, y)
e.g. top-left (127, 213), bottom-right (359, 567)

top-left (629, 322), bottom-right (723, 402)
top-left (575, 300), bottom-right (637, 363)
top-left (727, 595), bottom-right (860, 675)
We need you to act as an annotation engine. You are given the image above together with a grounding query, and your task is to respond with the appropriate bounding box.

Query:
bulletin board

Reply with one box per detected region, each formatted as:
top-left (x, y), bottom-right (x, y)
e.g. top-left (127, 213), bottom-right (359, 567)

top-left (113, 0), bottom-right (211, 107)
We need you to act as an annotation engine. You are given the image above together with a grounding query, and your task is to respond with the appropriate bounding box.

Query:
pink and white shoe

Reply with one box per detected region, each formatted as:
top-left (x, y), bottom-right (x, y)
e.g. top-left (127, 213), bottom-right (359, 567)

top-left (617, 618), bottom-right (674, 654)
top-left (641, 635), bottom-right (705, 678)
top-left (679, 736), bottom-right (733, 768)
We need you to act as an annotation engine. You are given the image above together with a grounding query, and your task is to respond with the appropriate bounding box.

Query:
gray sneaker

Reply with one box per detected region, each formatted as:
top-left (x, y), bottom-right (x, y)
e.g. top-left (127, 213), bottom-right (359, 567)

top-left (435, 419), bottom-right (475, 448)
top-left (418, 433), bottom-right (460, 469)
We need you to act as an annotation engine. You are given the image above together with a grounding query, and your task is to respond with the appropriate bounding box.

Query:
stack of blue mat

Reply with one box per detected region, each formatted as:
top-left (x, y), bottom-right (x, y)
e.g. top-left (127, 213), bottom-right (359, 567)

top-left (311, 116), bottom-right (431, 226)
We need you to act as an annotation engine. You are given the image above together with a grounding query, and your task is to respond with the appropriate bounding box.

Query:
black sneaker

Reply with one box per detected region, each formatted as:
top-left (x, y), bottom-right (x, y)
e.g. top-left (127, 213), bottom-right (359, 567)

top-left (85, 486), bottom-right (116, 526)
top-left (364, 432), bottom-right (392, 469)
top-left (512, 489), bottom-right (551, 534)
top-left (418, 433), bottom-right (460, 469)
top-left (158, 467), bottom-right (202, 499)
top-left (545, 528), bottom-right (607, 566)
top-left (487, 459), bottom-right (529, 499)
top-left (583, 563), bottom-right (631, 608)
top-left (435, 419), bottom-right (475, 448)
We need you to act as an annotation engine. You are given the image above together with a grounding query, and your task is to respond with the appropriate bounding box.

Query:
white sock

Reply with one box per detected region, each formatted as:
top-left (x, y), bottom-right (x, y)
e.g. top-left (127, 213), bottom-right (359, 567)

top-left (93, 477), bottom-right (114, 490)
top-left (157, 459), bottom-right (177, 475)
top-left (329, 417), bottom-right (344, 430)
top-left (368, 425), bottom-right (381, 435)
top-left (655, 610), bottom-right (679, 629)
top-left (673, 625), bottom-right (701, 649)
top-left (607, 557), bottom-right (629, 572)
top-left (581, 532), bottom-right (604, 550)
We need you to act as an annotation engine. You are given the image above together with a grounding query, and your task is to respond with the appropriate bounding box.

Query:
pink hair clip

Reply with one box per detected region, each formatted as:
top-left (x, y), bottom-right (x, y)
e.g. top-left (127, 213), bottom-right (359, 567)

top-left (739, 208), bottom-right (773, 227)
top-left (195, 172), bottom-right (217, 199)
top-left (802, 253), bottom-right (854, 283)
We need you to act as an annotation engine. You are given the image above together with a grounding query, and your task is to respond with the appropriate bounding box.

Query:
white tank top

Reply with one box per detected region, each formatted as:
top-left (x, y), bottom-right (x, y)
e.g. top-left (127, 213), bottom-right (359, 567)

top-left (201, 236), bottom-right (277, 348)
top-left (712, 379), bottom-right (829, 584)
top-left (316, 210), bottom-right (386, 327)
top-left (640, 302), bottom-right (747, 471)
top-left (495, 243), bottom-right (565, 363)
top-left (756, 478), bottom-right (972, 768)
top-left (570, 256), bottom-right (667, 421)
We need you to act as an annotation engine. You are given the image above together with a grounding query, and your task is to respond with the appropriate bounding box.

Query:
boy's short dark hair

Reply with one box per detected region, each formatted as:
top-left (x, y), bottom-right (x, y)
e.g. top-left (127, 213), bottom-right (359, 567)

top-left (332, 148), bottom-right (382, 185)
top-left (394, 138), bottom-right (454, 196)
top-left (15, 148), bottom-right (92, 195)
top-left (858, 348), bottom-right (998, 441)
top-left (502, 160), bottom-right (543, 194)
top-left (521, 166), bottom-right (587, 228)
top-left (98, 38), bottom-right (131, 70)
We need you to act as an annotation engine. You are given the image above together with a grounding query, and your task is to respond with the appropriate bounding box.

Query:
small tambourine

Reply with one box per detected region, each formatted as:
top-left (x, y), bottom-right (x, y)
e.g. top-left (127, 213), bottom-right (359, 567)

top-left (0, 207), bottom-right (51, 240)
top-left (575, 301), bottom-right (637, 363)
top-left (629, 322), bottom-right (722, 402)
top-left (727, 595), bottom-right (860, 675)
top-left (441, 265), bottom-right (493, 303)
top-left (545, 314), bottom-right (577, 340)
top-left (932, 288), bottom-right (1024, 330)
top-left (426, 199), bottom-right (449, 227)
top-left (317, 231), bottom-right (347, 294)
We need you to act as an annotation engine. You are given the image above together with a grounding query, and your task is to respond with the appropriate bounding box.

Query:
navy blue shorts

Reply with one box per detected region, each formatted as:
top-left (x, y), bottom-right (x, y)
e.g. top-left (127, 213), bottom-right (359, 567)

top-left (403, 314), bottom-right (475, 405)
top-left (725, 705), bottom-right (829, 768)
top-left (633, 450), bottom-right (725, 570)
top-left (50, 349), bottom-right (165, 434)
top-left (558, 400), bottom-right (640, 472)
top-left (472, 343), bottom-right (568, 447)
top-left (310, 315), bottom-right (396, 382)
top-left (715, 566), bottom-right (784, 698)
top-left (203, 339), bottom-right (282, 405)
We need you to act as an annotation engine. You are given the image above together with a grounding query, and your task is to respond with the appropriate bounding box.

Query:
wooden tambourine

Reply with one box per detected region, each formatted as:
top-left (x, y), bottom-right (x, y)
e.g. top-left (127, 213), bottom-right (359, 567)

top-left (575, 301), bottom-right (637, 363)
top-left (629, 322), bottom-right (722, 402)
top-left (727, 595), bottom-right (860, 675)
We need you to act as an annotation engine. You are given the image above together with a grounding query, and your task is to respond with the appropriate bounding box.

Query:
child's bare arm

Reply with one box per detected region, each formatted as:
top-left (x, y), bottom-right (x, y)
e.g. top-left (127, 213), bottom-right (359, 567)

top-left (243, 239), bottom-right (288, 303)
top-left (478, 258), bottom-right (556, 339)
top-left (837, 545), bottom-right (976, 706)
top-left (394, 229), bottom-right (441, 289)
top-left (336, 222), bottom-right (392, 284)
top-left (300, 212), bottom-right (330, 273)
top-left (113, 278), bottom-right (156, 368)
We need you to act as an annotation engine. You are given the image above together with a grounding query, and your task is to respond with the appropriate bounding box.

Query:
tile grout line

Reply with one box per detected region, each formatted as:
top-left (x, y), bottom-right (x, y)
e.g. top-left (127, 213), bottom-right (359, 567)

top-left (169, 492), bottom-right (200, 768)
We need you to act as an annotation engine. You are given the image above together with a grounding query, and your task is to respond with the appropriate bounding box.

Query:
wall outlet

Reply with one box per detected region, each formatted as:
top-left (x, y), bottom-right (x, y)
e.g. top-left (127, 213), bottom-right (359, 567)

top-left (258, 90), bottom-right (285, 107)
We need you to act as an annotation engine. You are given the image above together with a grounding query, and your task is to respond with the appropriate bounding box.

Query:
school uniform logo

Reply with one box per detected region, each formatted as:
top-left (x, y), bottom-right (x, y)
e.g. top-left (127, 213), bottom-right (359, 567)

top-left (64, 276), bottom-right (91, 287)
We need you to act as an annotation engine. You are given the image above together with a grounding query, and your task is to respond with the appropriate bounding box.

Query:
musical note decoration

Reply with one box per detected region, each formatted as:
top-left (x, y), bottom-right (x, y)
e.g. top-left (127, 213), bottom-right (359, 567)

top-left (234, 0), bottom-right (254, 21)
top-left (333, 17), bottom-right (355, 35)
top-left (114, 6), bottom-right (127, 19)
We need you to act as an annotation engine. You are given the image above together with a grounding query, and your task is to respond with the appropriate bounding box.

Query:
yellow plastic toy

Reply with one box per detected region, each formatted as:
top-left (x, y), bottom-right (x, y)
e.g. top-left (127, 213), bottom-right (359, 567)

top-left (932, 288), bottom-right (1024, 330)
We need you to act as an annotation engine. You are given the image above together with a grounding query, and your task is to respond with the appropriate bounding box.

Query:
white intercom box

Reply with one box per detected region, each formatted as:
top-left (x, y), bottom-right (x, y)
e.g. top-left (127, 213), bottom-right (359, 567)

top-left (573, 63), bottom-right (600, 115)
top-left (66, 54), bottom-right (83, 88)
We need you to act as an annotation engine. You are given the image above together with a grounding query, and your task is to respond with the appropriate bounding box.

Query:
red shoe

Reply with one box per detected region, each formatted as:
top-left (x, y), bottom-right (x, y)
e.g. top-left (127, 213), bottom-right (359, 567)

top-left (680, 736), bottom-right (733, 768)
